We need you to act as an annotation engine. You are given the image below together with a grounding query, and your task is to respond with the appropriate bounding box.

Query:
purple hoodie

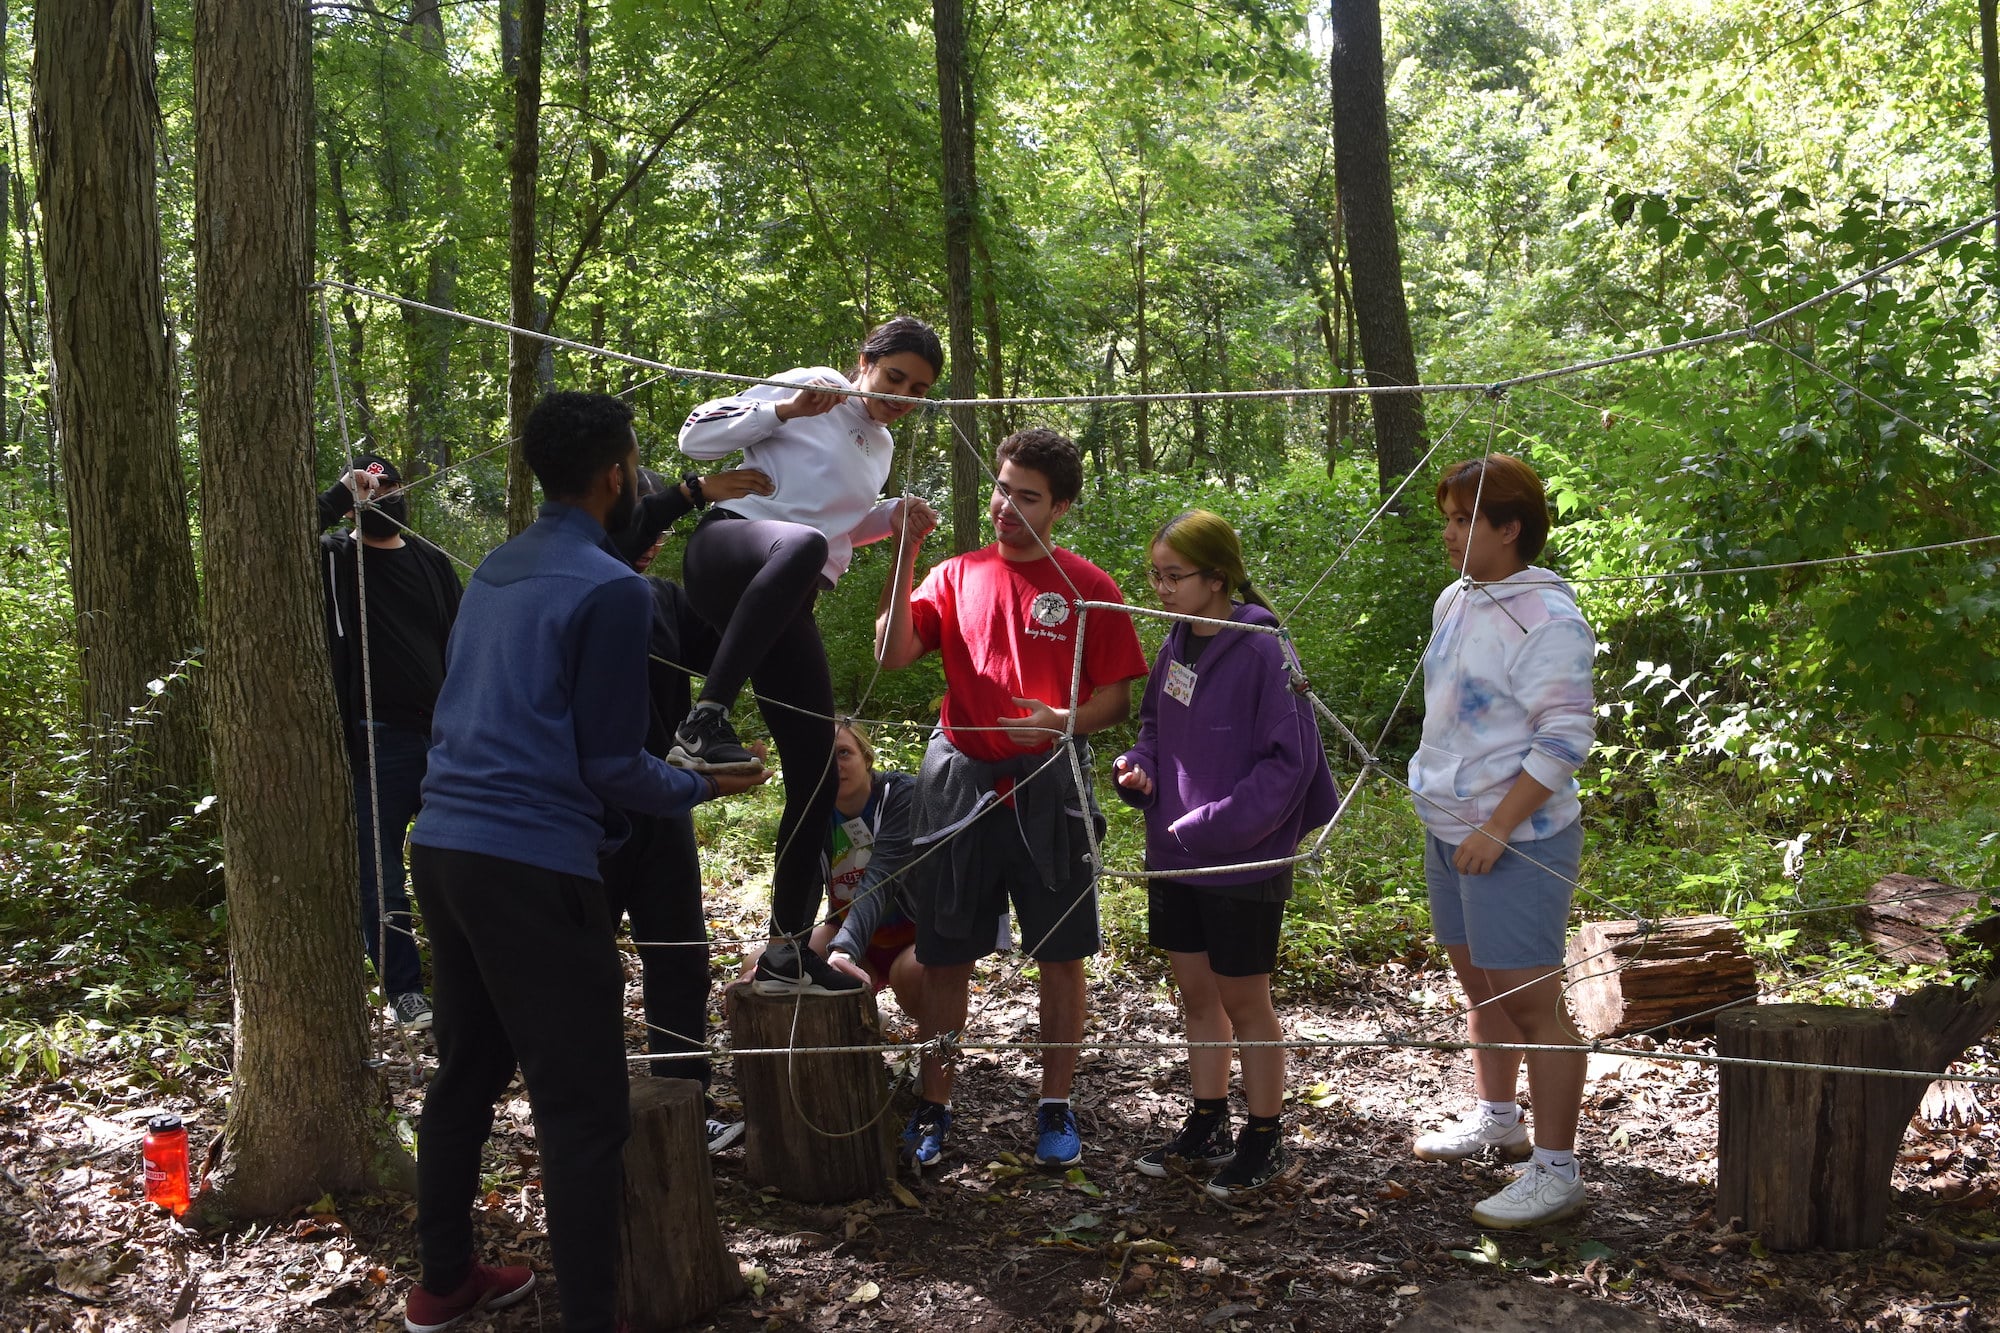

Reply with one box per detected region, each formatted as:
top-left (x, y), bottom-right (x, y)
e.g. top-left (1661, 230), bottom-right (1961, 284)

top-left (1116, 602), bottom-right (1340, 891)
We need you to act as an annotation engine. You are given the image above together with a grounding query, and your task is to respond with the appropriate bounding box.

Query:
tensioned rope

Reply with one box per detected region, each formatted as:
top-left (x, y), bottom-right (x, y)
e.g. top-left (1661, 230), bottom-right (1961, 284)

top-left (315, 209), bottom-right (2000, 1109)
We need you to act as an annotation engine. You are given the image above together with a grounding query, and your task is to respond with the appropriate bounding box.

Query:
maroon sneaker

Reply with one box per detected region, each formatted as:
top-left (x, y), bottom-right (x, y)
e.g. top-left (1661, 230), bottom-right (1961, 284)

top-left (404, 1264), bottom-right (535, 1332)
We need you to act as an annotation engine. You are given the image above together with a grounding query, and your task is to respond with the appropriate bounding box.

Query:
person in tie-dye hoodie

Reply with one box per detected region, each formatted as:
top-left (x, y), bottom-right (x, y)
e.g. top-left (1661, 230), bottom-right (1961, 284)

top-left (1407, 453), bottom-right (1597, 1230)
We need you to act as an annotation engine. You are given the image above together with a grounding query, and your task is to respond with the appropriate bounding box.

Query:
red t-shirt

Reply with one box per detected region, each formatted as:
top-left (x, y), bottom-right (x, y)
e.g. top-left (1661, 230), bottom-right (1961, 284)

top-left (910, 545), bottom-right (1150, 763)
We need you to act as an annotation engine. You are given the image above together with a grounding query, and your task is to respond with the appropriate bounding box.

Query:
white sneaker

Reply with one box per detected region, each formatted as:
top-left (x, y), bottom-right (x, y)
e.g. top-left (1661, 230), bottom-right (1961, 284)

top-left (1413, 1111), bottom-right (1531, 1162)
top-left (1469, 1161), bottom-right (1588, 1228)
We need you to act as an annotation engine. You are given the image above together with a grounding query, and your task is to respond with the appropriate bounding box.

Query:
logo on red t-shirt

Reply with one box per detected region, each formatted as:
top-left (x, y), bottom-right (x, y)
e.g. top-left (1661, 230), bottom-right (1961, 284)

top-left (1030, 592), bottom-right (1070, 629)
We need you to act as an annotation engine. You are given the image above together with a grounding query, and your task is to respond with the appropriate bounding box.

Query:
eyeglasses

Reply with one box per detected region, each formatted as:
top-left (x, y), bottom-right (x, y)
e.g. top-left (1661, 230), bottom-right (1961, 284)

top-left (1146, 567), bottom-right (1212, 589)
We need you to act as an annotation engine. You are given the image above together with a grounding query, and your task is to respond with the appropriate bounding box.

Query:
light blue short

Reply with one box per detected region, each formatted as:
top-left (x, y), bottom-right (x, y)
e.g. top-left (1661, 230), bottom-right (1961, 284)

top-left (1424, 819), bottom-right (1583, 970)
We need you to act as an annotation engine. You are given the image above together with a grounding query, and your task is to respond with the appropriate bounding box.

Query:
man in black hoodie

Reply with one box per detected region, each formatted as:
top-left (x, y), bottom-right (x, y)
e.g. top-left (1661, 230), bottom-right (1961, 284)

top-left (316, 452), bottom-right (462, 1030)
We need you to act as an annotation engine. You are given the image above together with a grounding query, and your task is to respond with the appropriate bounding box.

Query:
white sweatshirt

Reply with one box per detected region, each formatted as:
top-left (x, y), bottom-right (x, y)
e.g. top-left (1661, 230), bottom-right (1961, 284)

top-left (677, 366), bottom-right (899, 584)
top-left (1408, 567), bottom-right (1597, 846)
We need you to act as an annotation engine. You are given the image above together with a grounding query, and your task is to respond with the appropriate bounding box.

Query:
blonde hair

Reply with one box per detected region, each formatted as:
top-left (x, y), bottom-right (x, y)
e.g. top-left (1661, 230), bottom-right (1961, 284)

top-left (835, 719), bottom-right (876, 769)
top-left (1153, 509), bottom-right (1270, 611)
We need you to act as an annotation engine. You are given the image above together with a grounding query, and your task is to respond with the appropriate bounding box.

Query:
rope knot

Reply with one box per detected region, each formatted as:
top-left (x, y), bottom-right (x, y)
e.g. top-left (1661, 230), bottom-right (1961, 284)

top-left (1481, 383), bottom-right (1509, 401)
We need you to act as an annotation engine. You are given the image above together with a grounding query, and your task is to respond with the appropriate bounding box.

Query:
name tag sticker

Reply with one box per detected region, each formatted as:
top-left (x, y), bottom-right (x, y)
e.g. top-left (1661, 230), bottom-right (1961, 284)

top-left (1164, 659), bottom-right (1198, 707)
top-left (842, 817), bottom-right (875, 849)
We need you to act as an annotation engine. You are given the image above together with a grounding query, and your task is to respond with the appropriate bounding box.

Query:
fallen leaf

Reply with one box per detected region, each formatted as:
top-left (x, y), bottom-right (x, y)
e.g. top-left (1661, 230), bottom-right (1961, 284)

top-left (847, 1280), bottom-right (880, 1303)
top-left (888, 1181), bottom-right (920, 1209)
top-left (1659, 1260), bottom-right (1738, 1299)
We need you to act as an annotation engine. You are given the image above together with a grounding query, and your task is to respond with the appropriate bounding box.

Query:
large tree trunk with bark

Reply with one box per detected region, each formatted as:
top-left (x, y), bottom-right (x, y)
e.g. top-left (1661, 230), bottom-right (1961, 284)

top-left (504, 0), bottom-right (546, 534)
top-left (1329, 0), bottom-right (1424, 492)
top-left (192, 0), bottom-right (412, 1219)
top-left (33, 0), bottom-right (207, 845)
top-left (934, 0), bottom-right (982, 553)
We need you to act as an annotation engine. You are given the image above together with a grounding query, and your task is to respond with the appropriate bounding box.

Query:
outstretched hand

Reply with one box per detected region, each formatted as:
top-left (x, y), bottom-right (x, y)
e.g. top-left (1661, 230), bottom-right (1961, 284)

top-left (894, 495), bottom-right (941, 544)
top-left (710, 742), bottom-right (774, 797)
top-left (1113, 754), bottom-right (1154, 797)
top-left (774, 380), bottom-right (847, 421)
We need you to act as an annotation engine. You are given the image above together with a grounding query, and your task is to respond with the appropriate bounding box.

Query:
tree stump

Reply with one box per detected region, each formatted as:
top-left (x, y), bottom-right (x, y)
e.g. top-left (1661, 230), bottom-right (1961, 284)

top-left (618, 1077), bottom-right (742, 1329)
top-left (1717, 920), bottom-right (2000, 1250)
top-left (1564, 916), bottom-right (1756, 1037)
top-left (725, 983), bottom-right (893, 1203)
top-left (1857, 874), bottom-right (1979, 967)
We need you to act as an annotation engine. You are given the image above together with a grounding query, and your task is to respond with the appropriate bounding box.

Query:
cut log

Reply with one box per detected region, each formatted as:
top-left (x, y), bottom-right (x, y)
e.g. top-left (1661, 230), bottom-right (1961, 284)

top-left (618, 1077), bottom-right (743, 1330)
top-left (1857, 874), bottom-right (1980, 967)
top-left (1716, 918), bottom-right (2000, 1251)
top-left (1564, 916), bottom-right (1757, 1038)
top-left (725, 982), bottom-right (894, 1203)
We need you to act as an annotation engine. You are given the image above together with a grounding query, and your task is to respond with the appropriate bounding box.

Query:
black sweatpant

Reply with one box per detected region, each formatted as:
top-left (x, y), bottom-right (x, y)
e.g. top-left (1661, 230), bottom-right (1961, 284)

top-left (682, 511), bottom-right (837, 938)
top-left (600, 810), bottom-right (710, 1084)
top-left (410, 844), bottom-right (628, 1333)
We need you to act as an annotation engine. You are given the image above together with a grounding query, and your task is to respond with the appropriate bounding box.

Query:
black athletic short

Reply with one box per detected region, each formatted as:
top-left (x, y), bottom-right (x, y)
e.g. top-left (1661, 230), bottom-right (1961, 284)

top-left (914, 807), bottom-right (1101, 967)
top-left (1146, 869), bottom-right (1291, 978)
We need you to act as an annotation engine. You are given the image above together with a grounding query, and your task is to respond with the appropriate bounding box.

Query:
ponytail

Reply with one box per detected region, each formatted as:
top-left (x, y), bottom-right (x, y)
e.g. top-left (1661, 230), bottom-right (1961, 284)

top-left (1237, 578), bottom-right (1272, 612)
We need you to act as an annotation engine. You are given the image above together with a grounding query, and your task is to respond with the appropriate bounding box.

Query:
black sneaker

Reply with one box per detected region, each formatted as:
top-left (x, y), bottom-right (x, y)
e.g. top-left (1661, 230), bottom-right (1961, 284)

top-left (666, 706), bottom-right (765, 774)
top-left (390, 991), bottom-right (433, 1032)
top-left (705, 1117), bottom-right (744, 1154)
top-left (1135, 1113), bottom-right (1235, 1178)
top-left (1205, 1137), bottom-right (1288, 1200)
top-left (752, 937), bottom-right (865, 997)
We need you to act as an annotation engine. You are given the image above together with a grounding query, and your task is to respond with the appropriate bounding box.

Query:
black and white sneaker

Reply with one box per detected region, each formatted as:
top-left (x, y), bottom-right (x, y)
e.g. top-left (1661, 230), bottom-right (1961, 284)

top-left (705, 1117), bottom-right (745, 1154)
top-left (1135, 1113), bottom-right (1235, 1178)
top-left (752, 937), bottom-right (865, 997)
top-left (666, 706), bottom-right (765, 774)
top-left (390, 991), bottom-right (434, 1032)
top-left (1205, 1137), bottom-right (1288, 1200)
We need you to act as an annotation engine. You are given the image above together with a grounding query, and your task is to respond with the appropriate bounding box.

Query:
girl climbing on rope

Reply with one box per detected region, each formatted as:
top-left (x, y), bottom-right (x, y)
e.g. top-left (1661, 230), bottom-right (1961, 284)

top-left (673, 317), bottom-right (943, 996)
top-left (1113, 510), bottom-right (1338, 1199)
top-left (1408, 452), bottom-right (1596, 1228)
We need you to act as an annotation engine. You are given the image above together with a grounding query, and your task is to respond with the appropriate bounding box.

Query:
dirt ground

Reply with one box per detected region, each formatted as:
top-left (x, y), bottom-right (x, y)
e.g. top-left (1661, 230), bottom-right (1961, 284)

top-left (5, 909), bottom-right (1998, 1333)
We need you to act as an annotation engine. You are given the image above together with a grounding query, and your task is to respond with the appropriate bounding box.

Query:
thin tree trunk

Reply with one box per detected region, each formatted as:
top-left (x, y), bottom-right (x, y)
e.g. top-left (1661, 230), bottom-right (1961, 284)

top-left (505, 0), bottom-right (545, 534)
top-left (403, 0), bottom-right (455, 476)
top-left (1982, 0), bottom-right (2000, 259)
top-left (33, 0), bottom-right (208, 848)
top-left (1329, 0), bottom-right (1424, 492)
top-left (192, 0), bottom-right (410, 1219)
top-left (323, 123), bottom-right (378, 438)
top-left (1133, 178), bottom-right (1153, 473)
top-left (962, 53), bottom-right (1007, 452)
top-left (934, 0), bottom-right (981, 552)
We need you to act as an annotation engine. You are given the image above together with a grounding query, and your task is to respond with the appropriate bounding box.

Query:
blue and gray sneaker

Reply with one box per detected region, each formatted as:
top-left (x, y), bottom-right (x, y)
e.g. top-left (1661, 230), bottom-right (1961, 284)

top-left (1034, 1101), bottom-right (1083, 1167)
top-left (901, 1102), bottom-right (952, 1170)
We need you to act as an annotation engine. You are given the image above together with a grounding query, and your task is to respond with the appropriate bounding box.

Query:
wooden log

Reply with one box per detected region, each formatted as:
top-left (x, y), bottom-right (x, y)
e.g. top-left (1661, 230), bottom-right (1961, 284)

top-left (1717, 924), bottom-right (2000, 1252)
top-left (1714, 1006), bottom-right (1918, 1250)
top-left (725, 982), bottom-right (893, 1203)
top-left (1564, 916), bottom-right (1757, 1038)
top-left (618, 1077), bottom-right (743, 1330)
top-left (1857, 874), bottom-right (1979, 967)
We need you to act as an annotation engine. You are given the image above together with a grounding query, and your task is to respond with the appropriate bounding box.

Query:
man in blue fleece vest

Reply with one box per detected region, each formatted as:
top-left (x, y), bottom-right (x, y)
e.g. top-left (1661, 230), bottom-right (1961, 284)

top-left (403, 391), bottom-right (769, 1333)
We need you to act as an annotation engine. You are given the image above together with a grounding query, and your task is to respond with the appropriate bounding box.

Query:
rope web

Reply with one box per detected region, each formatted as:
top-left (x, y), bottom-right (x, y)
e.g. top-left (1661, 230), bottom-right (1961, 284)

top-left (315, 207), bottom-right (2000, 1113)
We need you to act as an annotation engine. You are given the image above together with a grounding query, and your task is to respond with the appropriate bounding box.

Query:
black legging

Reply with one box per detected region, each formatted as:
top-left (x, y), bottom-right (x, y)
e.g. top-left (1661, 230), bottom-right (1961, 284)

top-left (682, 510), bottom-right (837, 938)
top-left (600, 811), bottom-right (708, 1084)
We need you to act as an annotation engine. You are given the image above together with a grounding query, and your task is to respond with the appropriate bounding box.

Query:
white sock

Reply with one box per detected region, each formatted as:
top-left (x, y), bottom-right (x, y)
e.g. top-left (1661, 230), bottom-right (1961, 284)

top-left (693, 700), bottom-right (725, 715)
top-left (1039, 1097), bottom-right (1070, 1108)
top-left (1477, 1099), bottom-right (1520, 1126)
top-left (1532, 1145), bottom-right (1578, 1181)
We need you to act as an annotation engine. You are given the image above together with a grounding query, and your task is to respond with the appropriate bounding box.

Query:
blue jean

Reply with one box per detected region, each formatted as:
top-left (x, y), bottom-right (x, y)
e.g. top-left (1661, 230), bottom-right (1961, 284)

top-left (351, 722), bottom-right (430, 997)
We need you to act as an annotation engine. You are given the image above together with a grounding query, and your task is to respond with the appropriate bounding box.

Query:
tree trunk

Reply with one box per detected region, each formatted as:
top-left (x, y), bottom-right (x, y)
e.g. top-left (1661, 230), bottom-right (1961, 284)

top-left (1982, 0), bottom-right (2000, 259)
top-left (1133, 179), bottom-right (1153, 473)
top-left (504, 0), bottom-right (546, 535)
top-left (1716, 919), bottom-right (2000, 1250)
top-left (403, 0), bottom-right (456, 476)
top-left (619, 1078), bottom-right (744, 1329)
top-left (191, 0), bottom-right (412, 1219)
top-left (33, 0), bottom-right (208, 843)
top-left (934, 0), bottom-right (982, 553)
top-left (1563, 916), bottom-right (1757, 1038)
top-left (727, 983), bottom-right (893, 1202)
top-left (1329, 0), bottom-right (1425, 492)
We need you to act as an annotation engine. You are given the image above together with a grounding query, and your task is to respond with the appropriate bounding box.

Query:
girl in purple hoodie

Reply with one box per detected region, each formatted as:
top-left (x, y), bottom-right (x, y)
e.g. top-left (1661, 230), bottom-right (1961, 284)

top-left (1115, 510), bottom-right (1339, 1198)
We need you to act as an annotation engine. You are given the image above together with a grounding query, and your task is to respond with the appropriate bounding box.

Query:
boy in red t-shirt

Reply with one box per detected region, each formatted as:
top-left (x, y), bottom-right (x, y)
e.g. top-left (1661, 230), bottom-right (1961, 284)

top-left (876, 428), bottom-right (1148, 1172)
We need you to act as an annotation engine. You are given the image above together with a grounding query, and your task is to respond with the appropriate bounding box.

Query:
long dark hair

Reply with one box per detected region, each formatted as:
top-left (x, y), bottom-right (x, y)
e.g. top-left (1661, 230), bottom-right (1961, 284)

top-left (854, 315), bottom-right (943, 378)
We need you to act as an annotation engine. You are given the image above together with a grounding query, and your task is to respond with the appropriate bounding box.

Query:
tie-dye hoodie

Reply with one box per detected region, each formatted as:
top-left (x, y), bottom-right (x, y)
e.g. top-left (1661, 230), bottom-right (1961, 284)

top-left (1409, 567), bottom-right (1596, 846)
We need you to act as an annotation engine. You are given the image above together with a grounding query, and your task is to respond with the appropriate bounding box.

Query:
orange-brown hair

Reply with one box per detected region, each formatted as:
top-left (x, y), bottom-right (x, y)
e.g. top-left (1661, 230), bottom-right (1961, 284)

top-left (1434, 454), bottom-right (1551, 563)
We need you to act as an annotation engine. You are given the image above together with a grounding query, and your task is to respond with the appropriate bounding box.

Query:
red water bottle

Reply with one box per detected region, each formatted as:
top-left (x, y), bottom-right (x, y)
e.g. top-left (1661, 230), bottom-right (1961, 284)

top-left (142, 1114), bottom-right (190, 1216)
